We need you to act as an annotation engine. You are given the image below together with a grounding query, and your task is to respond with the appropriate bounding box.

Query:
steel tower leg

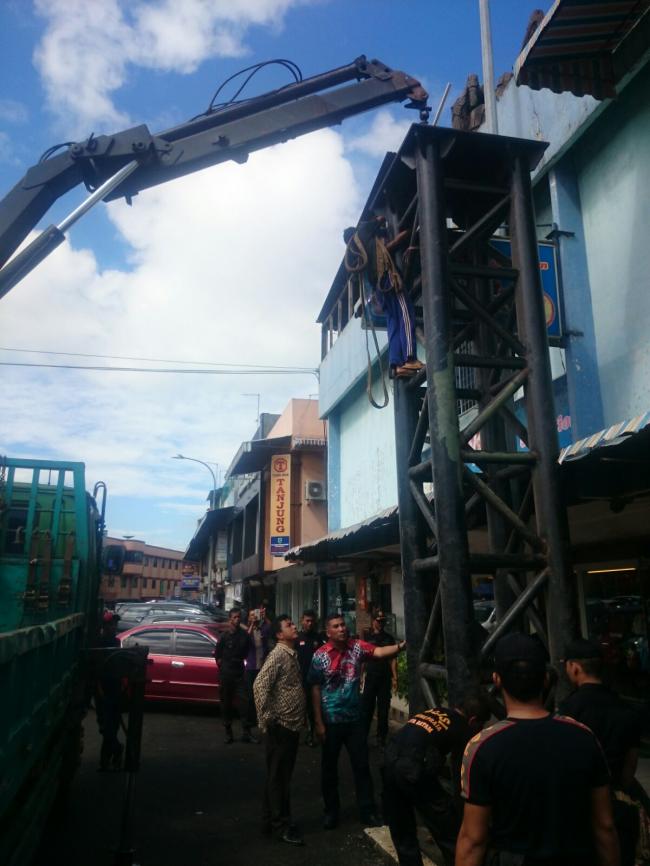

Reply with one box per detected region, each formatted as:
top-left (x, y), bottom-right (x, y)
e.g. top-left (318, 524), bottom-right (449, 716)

top-left (414, 130), bottom-right (477, 704)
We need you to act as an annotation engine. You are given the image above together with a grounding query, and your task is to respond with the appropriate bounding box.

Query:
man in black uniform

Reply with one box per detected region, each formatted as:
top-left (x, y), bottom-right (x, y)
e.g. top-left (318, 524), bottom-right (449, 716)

top-left (456, 632), bottom-right (620, 866)
top-left (295, 609), bottom-right (326, 745)
top-left (215, 608), bottom-right (254, 744)
top-left (363, 609), bottom-right (398, 747)
top-left (95, 610), bottom-right (124, 771)
top-left (382, 693), bottom-right (491, 866)
top-left (560, 638), bottom-right (645, 866)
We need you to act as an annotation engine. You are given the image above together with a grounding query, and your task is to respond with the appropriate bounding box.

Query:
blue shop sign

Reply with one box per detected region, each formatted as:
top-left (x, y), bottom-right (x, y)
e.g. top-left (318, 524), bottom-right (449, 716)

top-left (181, 577), bottom-right (201, 590)
top-left (362, 237), bottom-right (562, 339)
top-left (271, 535), bottom-right (290, 556)
top-left (488, 238), bottom-right (561, 339)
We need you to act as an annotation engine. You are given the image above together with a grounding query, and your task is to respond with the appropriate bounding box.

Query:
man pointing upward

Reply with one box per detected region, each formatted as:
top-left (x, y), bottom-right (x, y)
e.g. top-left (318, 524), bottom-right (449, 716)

top-left (308, 613), bottom-right (405, 830)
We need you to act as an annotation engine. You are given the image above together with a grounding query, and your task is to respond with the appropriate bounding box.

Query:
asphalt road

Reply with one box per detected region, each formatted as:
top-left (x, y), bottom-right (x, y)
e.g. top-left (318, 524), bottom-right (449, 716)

top-left (37, 705), bottom-right (391, 866)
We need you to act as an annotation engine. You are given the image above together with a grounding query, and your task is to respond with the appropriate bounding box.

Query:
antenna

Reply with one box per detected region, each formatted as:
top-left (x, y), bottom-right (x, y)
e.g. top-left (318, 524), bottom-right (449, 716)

top-left (242, 393), bottom-right (261, 429)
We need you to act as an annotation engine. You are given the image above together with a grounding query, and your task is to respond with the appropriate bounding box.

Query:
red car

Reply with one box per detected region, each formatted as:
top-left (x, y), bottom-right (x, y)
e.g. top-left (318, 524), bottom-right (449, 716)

top-left (118, 622), bottom-right (224, 705)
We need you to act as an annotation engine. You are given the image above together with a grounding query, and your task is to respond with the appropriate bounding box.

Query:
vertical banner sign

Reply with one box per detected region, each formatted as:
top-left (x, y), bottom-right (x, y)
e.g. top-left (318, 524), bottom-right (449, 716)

top-left (270, 454), bottom-right (291, 556)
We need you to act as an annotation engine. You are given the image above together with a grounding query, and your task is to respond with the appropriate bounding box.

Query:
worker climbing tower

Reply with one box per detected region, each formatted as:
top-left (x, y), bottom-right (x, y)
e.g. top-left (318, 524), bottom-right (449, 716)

top-left (376, 126), bottom-right (577, 709)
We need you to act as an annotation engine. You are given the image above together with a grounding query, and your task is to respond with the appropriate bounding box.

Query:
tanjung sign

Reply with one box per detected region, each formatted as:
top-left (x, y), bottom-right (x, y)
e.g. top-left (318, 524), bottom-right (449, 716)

top-left (270, 454), bottom-right (291, 557)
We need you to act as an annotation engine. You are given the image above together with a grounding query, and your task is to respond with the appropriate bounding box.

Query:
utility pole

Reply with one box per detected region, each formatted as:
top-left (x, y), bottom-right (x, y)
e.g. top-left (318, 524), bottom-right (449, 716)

top-left (479, 0), bottom-right (498, 134)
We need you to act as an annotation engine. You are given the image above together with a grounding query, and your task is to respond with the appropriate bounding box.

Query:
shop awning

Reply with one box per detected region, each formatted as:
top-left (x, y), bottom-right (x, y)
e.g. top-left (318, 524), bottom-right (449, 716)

top-left (227, 434), bottom-right (327, 476)
top-left (227, 436), bottom-right (292, 476)
top-left (515, 0), bottom-right (650, 99)
top-left (285, 505), bottom-right (400, 563)
top-left (560, 412), bottom-right (650, 502)
top-left (184, 506), bottom-right (239, 561)
top-left (559, 411), bottom-right (650, 462)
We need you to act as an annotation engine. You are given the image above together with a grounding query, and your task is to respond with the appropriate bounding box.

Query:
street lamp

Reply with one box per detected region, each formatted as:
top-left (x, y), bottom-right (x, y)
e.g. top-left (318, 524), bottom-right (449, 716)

top-left (172, 454), bottom-right (218, 510)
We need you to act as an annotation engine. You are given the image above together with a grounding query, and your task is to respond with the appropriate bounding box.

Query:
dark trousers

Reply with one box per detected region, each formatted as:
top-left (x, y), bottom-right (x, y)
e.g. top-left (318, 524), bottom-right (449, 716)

top-left (382, 747), bottom-right (459, 866)
top-left (363, 675), bottom-right (391, 741)
top-left (221, 674), bottom-right (250, 732)
top-left (245, 669), bottom-right (259, 728)
top-left (263, 724), bottom-right (299, 833)
top-left (95, 693), bottom-right (122, 768)
top-left (304, 684), bottom-right (315, 736)
top-left (321, 720), bottom-right (375, 818)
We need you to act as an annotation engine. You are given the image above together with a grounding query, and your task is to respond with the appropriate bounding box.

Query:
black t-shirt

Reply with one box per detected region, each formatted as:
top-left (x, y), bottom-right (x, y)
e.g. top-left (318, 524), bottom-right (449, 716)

top-left (461, 715), bottom-right (610, 863)
top-left (559, 683), bottom-right (642, 786)
top-left (296, 630), bottom-right (326, 682)
top-left (215, 626), bottom-right (251, 678)
top-left (365, 630), bottom-right (395, 680)
top-left (396, 707), bottom-right (471, 758)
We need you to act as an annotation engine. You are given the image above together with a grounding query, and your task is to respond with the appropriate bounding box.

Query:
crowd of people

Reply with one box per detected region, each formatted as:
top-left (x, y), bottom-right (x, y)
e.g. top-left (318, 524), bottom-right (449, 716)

top-left (214, 606), bottom-right (649, 865)
top-left (96, 604), bottom-right (649, 865)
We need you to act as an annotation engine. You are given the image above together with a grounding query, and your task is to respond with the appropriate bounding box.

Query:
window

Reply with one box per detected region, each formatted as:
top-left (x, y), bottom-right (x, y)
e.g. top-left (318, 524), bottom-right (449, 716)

top-left (124, 550), bottom-right (144, 564)
top-left (244, 496), bottom-right (258, 559)
top-left (120, 576), bottom-right (127, 589)
top-left (151, 579), bottom-right (157, 589)
top-left (131, 577), bottom-right (138, 588)
top-left (175, 630), bottom-right (215, 657)
top-left (107, 576), bottom-right (115, 588)
top-left (122, 629), bottom-right (173, 654)
top-left (103, 544), bottom-right (125, 575)
top-left (144, 556), bottom-right (150, 566)
top-left (231, 513), bottom-right (244, 564)
top-left (142, 578), bottom-right (148, 589)
top-left (160, 580), bottom-right (166, 594)
top-left (153, 558), bottom-right (158, 567)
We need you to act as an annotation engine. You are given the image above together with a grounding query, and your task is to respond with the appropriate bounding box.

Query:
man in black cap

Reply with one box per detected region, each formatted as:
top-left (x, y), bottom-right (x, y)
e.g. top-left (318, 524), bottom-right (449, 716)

top-left (560, 638), bottom-right (645, 866)
top-left (362, 608), bottom-right (398, 747)
top-left (456, 632), bottom-right (620, 866)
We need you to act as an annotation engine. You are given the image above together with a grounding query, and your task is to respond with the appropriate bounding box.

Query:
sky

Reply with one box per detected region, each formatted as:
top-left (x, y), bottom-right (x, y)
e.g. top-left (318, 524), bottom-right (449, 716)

top-left (0, 0), bottom-right (552, 551)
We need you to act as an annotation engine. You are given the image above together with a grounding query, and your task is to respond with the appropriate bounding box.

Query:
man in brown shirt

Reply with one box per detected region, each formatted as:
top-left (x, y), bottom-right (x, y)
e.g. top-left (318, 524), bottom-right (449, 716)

top-left (253, 615), bottom-right (306, 845)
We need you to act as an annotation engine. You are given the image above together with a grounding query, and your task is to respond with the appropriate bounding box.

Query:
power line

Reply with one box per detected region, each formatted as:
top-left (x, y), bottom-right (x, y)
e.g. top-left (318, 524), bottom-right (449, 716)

top-left (0, 345), bottom-right (315, 372)
top-left (0, 361), bottom-right (317, 375)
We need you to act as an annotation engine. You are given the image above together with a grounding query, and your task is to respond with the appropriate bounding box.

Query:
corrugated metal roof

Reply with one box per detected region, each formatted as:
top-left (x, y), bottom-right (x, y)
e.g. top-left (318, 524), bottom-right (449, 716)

top-left (285, 504), bottom-right (399, 562)
top-left (515, 0), bottom-right (650, 99)
top-left (184, 506), bottom-right (239, 560)
top-left (558, 410), bottom-right (650, 462)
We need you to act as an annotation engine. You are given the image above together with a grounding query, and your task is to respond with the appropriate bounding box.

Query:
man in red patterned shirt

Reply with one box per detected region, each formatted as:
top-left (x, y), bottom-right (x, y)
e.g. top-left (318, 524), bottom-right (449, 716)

top-left (308, 613), bottom-right (405, 829)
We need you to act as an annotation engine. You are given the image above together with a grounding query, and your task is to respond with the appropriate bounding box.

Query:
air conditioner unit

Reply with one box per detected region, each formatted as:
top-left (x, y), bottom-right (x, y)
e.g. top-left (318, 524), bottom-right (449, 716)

top-left (305, 480), bottom-right (327, 501)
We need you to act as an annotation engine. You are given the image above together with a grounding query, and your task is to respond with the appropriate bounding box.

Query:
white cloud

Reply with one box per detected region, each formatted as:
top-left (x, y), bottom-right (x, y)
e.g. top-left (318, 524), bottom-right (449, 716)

top-left (0, 99), bottom-right (29, 124)
top-left (0, 132), bottom-right (19, 165)
top-left (0, 129), bottom-right (361, 543)
top-left (33, 0), bottom-right (314, 134)
top-left (346, 110), bottom-right (412, 158)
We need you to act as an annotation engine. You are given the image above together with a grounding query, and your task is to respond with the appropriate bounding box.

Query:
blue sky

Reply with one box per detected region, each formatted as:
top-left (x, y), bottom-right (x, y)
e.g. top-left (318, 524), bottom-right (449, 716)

top-left (0, 0), bottom-right (552, 551)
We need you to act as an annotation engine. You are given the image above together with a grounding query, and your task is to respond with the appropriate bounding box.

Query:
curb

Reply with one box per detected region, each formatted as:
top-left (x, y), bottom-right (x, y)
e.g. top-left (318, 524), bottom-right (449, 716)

top-left (364, 826), bottom-right (438, 866)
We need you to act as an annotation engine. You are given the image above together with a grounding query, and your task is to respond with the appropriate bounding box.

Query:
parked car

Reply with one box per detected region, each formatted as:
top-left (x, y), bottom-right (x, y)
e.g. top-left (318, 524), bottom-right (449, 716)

top-left (115, 603), bottom-right (149, 626)
top-left (144, 613), bottom-right (225, 626)
top-left (118, 622), bottom-right (222, 704)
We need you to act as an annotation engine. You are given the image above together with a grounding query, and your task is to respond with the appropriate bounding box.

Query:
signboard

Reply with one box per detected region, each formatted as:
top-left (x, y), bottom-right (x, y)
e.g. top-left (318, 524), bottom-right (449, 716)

top-left (361, 237), bottom-right (562, 339)
top-left (488, 238), bottom-right (561, 339)
top-left (270, 454), bottom-right (291, 557)
top-left (181, 577), bottom-right (201, 590)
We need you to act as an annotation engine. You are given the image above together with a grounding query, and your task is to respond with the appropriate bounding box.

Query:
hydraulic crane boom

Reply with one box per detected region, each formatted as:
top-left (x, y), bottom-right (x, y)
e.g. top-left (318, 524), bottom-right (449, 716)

top-left (0, 56), bottom-right (428, 297)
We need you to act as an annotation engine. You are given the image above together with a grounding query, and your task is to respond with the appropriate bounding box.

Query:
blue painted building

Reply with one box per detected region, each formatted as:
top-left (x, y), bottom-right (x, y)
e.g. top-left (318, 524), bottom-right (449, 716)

top-left (294, 6), bottom-right (650, 696)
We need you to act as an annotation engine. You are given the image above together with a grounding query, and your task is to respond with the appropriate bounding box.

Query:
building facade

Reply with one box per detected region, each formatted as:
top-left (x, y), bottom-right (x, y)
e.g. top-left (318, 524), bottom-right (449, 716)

top-left (100, 536), bottom-right (198, 603)
top-left (296, 20), bottom-right (650, 699)
top-left (185, 400), bottom-right (330, 622)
